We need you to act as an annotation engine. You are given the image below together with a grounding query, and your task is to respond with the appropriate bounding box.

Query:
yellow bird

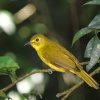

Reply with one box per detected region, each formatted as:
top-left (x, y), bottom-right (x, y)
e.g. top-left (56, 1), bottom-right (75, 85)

top-left (25, 34), bottom-right (99, 89)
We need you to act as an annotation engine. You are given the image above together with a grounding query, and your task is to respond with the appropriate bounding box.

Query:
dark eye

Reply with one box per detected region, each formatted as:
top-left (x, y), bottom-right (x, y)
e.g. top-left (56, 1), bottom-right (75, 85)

top-left (36, 38), bottom-right (39, 42)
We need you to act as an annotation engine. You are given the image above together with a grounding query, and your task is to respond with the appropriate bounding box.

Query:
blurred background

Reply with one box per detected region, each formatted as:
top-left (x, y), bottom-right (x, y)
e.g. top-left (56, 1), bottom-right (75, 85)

top-left (0, 0), bottom-right (100, 100)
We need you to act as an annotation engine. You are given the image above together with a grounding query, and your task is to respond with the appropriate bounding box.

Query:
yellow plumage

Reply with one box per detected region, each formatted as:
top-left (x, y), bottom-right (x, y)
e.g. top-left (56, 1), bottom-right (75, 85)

top-left (26, 34), bottom-right (99, 89)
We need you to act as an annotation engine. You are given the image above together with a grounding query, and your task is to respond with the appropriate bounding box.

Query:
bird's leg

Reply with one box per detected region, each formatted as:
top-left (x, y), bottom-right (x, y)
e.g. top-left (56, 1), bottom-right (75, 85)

top-left (47, 69), bottom-right (54, 74)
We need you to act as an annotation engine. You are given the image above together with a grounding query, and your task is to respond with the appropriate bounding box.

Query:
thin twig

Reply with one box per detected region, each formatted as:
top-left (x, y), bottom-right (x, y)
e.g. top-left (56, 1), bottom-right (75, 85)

top-left (80, 59), bottom-right (100, 66)
top-left (56, 67), bottom-right (100, 100)
top-left (1, 69), bottom-right (52, 92)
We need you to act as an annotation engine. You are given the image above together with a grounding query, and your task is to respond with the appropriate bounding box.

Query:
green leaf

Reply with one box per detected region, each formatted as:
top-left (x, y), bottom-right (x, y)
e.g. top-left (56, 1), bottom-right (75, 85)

top-left (84, 0), bottom-right (100, 5)
top-left (84, 36), bottom-right (95, 58)
top-left (0, 56), bottom-right (19, 70)
top-left (86, 36), bottom-right (100, 71)
top-left (0, 91), bottom-right (6, 98)
top-left (0, 91), bottom-right (11, 99)
top-left (88, 14), bottom-right (100, 29)
top-left (0, 56), bottom-right (19, 82)
top-left (72, 27), bottom-right (92, 45)
top-left (89, 23), bottom-right (100, 30)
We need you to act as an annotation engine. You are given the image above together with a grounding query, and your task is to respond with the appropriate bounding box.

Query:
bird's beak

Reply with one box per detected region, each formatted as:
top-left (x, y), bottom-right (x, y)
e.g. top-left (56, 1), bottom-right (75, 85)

top-left (24, 42), bottom-right (31, 46)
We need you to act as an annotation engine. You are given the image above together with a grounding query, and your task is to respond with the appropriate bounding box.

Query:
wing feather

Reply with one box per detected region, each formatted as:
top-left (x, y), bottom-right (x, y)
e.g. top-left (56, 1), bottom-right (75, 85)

top-left (41, 42), bottom-right (80, 72)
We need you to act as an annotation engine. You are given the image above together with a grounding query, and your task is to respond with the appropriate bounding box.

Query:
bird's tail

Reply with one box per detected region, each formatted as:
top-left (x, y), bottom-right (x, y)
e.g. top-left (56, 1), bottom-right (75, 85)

top-left (76, 68), bottom-right (99, 89)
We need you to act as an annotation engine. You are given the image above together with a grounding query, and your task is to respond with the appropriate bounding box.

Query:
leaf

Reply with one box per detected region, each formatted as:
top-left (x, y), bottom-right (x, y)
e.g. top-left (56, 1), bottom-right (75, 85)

top-left (86, 36), bottom-right (100, 71)
top-left (84, 0), bottom-right (100, 5)
top-left (84, 36), bottom-right (95, 58)
top-left (0, 56), bottom-right (19, 70)
top-left (0, 91), bottom-right (7, 99)
top-left (72, 27), bottom-right (92, 45)
top-left (89, 23), bottom-right (100, 30)
top-left (0, 56), bottom-right (19, 82)
top-left (0, 91), bottom-right (11, 99)
top-left (88, 14), bottom-right (100, 29)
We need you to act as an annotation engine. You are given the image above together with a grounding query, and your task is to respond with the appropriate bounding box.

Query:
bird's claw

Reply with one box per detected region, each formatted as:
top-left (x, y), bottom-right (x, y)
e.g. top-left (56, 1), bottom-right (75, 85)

top-left (48, 69), bottom-right (53, 74)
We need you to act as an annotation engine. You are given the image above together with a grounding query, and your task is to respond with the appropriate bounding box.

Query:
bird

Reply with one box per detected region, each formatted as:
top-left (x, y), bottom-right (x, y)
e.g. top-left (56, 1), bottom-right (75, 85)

top-left (25, 33), bottom-right (99, 89)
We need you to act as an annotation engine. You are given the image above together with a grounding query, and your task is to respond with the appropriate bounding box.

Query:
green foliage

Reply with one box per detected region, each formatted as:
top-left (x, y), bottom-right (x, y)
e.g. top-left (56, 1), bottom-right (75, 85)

top-left (0, 56), bottom-right (19, 82)
top-left (72, 14), bottom-right (100, 45)
top-left (0, 56), bottom-right (19, 70)
top-left (84, 36), bottom-right (95, 58)
top-left (88, 14), bottom-right (100, 29)
top-left (0, 91), bottom-right (8, 99)
top-left (84, 0), bottom-right (100, 5)
top-left (85, 36), bottom-right (100, 71)
top-left (72, 2), bottom-right (100, 71)
top-left (72, 27), bottom-right (92, 45)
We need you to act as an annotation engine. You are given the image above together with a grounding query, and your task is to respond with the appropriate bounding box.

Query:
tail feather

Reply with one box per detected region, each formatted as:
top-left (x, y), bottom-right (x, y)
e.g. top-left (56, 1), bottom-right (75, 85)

top-left (76, 69), bottom-right (99, 89)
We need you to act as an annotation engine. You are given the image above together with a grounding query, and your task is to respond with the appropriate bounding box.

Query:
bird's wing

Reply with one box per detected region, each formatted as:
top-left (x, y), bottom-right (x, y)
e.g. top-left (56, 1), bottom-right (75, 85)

top-left (55, 42), bottom-right (80, 64)
top-left (42, 42), bottom-right (80, 72)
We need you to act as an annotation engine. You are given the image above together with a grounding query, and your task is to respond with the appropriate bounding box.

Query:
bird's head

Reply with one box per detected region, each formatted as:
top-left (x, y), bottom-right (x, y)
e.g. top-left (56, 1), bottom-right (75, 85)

top-left (25, 34), bottom-right (48, 50)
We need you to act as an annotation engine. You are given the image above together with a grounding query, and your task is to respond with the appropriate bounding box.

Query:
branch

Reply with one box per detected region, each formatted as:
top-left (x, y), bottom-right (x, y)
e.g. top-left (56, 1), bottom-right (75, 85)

top-left (0, 60), bottom-right (100, 99)
top-left (56, 66), bottom-right (100, 100)
top-left (1, 69), bottom-right (52, 92)
top-left (80, 59), bottom-right (100, 66)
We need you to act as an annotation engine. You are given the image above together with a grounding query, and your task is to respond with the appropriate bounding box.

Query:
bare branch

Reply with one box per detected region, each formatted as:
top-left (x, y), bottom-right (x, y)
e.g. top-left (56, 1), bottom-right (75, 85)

top-left (1, 69), bottom-right (52, 92)
top-left (80, 59), bottom-right (100, 66)
top-left (56, 67), bottom-right (100, 100)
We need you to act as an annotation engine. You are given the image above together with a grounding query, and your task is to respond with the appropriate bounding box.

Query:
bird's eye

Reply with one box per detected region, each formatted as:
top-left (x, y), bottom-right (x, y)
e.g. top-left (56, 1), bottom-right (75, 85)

top-left (36, 38), bottom-right (39, 42)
